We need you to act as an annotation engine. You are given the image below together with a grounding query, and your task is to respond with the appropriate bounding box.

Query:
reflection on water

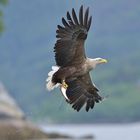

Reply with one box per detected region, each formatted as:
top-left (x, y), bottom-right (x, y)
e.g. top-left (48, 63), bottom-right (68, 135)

top-left (41, 123), bottom-right (140, 140)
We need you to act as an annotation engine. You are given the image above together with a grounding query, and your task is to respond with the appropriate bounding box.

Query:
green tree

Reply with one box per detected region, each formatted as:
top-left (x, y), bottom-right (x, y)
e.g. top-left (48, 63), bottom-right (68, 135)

top-left (0, 0), bottom-right (8, 33)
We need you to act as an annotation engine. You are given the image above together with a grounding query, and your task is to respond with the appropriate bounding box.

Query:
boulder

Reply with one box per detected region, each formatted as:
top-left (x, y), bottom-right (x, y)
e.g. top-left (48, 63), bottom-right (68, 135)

top-left (0, 82), bottom-right (73, 140)
top-left (0, 82), bottom-right (25, 120)
top-left (0, 82), bottom-right (49, 140)
top-left (0, 120), bottom-right (49, 140)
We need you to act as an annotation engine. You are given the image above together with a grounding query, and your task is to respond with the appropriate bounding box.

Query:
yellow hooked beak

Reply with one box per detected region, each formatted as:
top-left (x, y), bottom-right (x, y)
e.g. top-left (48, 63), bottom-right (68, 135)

top-left (100, 59), bottom-right (108, 63)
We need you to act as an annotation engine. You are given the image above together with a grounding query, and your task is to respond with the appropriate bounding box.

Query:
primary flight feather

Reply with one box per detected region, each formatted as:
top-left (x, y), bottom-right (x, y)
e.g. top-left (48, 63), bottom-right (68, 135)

top-left (46, 5), bottom-right (107, 112)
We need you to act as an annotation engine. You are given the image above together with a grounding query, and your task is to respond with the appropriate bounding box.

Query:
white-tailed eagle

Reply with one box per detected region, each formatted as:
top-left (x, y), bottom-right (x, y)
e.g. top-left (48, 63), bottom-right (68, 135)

top-left (46, 5), bottom-right (107, 112)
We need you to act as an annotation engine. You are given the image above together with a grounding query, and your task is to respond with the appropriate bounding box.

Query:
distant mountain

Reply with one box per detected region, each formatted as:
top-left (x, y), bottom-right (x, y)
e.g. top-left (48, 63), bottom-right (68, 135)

top-left (0, 0), bottom-right (140, 123)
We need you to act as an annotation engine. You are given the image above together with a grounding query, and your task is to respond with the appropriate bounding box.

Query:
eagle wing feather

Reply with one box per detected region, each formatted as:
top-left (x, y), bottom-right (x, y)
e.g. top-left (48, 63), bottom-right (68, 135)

top-left (61, 73), bottom-right (102, 112)
top-left (54, 5), bottom-right (92, 66)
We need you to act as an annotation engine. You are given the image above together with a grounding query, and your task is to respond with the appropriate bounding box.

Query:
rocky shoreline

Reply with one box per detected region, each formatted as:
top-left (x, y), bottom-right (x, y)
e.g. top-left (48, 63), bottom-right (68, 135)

top-left (0, 83), bottom-right (94, 140)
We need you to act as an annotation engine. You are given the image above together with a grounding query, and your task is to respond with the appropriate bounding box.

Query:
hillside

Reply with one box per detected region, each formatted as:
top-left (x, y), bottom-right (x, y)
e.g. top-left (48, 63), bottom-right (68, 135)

top-left (0, 0), bottom-right (140, 123)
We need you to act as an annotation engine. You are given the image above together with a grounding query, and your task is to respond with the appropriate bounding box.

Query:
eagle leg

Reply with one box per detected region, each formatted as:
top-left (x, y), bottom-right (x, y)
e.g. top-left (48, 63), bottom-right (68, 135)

top-left (61, 79), bottom-right (68, 89)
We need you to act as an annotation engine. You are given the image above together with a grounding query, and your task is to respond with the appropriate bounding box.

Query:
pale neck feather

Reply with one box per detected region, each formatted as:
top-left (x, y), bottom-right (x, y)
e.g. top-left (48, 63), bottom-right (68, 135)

top-left (86, 58), bottom-right (98, 69)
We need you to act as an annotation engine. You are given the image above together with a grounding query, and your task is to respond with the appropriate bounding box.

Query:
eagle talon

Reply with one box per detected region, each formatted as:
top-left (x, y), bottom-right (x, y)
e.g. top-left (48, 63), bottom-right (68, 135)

top-left (61, 80), bottom-right (68, 89)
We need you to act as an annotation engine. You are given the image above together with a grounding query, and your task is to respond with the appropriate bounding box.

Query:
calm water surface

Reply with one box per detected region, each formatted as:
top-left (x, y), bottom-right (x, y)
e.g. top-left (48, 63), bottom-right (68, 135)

top-left (41, 123), bottom-right (140, 140)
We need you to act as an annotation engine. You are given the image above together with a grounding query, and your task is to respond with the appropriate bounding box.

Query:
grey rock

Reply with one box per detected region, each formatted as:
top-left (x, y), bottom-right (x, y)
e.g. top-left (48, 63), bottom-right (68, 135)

top-left (0, 82), bottom-right (25, 120)
top-left (0, 82), bottom-right (72, 140)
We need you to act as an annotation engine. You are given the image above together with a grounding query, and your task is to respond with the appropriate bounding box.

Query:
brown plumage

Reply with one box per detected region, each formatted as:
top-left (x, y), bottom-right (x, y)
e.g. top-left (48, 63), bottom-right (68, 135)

top-left (54, 5), bottom-right (91, 67)
top-left (46, 5), bottom-right (107, 112)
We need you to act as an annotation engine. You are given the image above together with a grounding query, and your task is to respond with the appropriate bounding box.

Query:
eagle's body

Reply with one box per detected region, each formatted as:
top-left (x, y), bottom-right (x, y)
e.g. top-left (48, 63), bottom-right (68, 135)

top-left (46, 5), bottom-right (107, 112)
top-left (52, 58), bottom-right (102, 83)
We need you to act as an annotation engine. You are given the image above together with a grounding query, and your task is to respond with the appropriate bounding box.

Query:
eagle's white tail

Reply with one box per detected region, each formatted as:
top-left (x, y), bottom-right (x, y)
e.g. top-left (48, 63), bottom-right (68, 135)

top-left (46, 66), bottom-right (60, 91)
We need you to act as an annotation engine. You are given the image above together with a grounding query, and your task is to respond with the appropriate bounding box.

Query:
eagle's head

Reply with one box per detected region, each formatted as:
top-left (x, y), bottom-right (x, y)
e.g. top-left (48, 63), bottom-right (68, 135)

top-left (87, 57), bottom-right (108, 69)
top-left (94, 57), bottom-right (108, 64)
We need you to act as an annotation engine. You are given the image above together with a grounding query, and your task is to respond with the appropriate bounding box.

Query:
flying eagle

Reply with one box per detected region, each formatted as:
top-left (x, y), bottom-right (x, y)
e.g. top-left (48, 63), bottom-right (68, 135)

top-left (46, 5), bottom-right (107, 112)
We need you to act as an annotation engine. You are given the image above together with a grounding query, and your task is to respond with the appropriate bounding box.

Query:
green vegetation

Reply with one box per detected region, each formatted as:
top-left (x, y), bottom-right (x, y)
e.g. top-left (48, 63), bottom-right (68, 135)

top-left (0, 0), bottom-right (140, 123)
top-left (0, 0), bottom-right (8, 33)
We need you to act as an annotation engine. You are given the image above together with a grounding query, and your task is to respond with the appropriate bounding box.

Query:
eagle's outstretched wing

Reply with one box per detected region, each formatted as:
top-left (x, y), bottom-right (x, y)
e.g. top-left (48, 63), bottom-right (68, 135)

top-left (54, 5), bottom-right (92, 66)
top-left (61, 73), bottom-right (102, 112)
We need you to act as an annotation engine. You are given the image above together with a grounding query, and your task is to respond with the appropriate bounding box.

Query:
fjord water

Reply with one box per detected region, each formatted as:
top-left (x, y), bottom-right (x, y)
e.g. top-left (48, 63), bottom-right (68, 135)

top-left (42, 123), bottom-right (140, 140)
